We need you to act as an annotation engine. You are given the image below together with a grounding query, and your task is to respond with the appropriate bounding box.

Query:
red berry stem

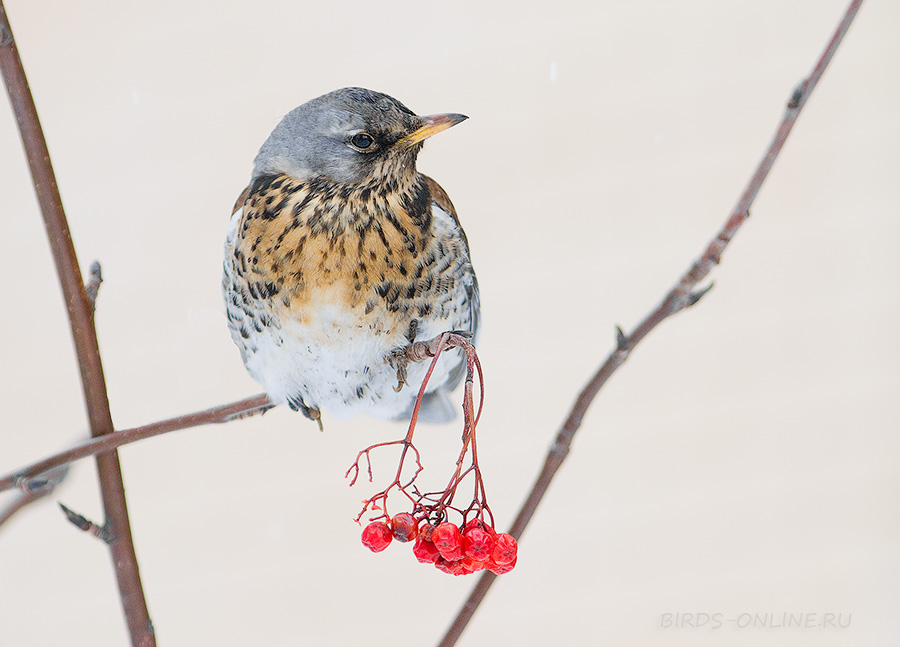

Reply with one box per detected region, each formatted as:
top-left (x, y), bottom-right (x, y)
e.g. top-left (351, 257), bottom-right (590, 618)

top-left (348, 332), bottom-right (505, 576)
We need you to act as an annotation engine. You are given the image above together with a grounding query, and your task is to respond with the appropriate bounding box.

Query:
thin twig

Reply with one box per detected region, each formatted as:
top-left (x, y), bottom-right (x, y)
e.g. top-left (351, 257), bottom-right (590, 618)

top-left (436, 1), bottom-right (864, 645)
top-left (0, 394), bottom-right (271, 493)
top-left (0, 3), bottom-right (154, 644)
top-left (0, 492), bottom-right (44, 527)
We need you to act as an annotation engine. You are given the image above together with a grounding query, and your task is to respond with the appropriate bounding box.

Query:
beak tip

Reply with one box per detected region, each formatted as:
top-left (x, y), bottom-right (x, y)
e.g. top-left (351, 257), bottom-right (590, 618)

top-left (422, 112), bottom-right (469, 127)
top-left (403, 112), bottom-right (469, 145)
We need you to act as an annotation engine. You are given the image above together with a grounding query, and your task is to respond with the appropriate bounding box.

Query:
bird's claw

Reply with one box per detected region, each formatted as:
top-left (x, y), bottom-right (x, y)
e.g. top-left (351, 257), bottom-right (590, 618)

top-left (309, 407), bottom-right (324, 432)
top-left (390, 352), bottom-right (409, 392)
top-left (389, 319), bottom-right (418, 392)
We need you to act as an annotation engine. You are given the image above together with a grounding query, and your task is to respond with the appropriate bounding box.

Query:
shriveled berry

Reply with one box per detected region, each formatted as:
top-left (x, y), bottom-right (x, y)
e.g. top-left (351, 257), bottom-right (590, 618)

top-left (361, 521), bottom-right (393, 553)
top-left (431, 522), bottom-right (464, 561)
top-left (463, 518), bottom-right (495, 535)
top-left (412, 536), bottom-right (440, 564)
top-left (390, 512), bottom-right (418, 543)
top-left (434, 555), bottom-right (467, 576)
top-left (487, 555), bottom-right (517, 575)
top-left (463, 527), bottom-right (495, 561)
top-left (491, 533), bottom-right (517, 566)
top-left (461, 555), bottom-right (488, 573)
top-left (419, 523), bottom-right (436, 542)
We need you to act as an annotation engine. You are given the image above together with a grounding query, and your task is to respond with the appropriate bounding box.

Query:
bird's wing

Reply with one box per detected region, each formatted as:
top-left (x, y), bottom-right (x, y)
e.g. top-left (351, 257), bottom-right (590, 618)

top-left (421, 175), bottom-right (467, 250)
top-left (420, 174), bottom-right (480, 396)
top-left (232, 185), bottom-right (251, 216)
top-left (420, 175), bottom-right (479, 339)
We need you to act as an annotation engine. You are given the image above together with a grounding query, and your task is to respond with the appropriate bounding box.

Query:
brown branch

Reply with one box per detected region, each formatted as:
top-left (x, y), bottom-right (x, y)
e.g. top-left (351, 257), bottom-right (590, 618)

top-left (0, 330), bottom-right (482, 490)
top-left (436, 0), bottom-right (865, 645)
top-left (0, 331), bottom-right (479, 491)
top-left (0, 394), bottom-right (271, 493)
top-left (0, 491), bottom-right (45, 527)
top-left (0, 332), bottom-right (484, 492)
top-left (0, 3), bottom-right (154, 644)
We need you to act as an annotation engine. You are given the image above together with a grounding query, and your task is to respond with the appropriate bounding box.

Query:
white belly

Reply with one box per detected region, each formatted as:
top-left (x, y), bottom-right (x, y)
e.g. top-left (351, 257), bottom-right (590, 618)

top-left (242, 302), bottom-right (462, 419)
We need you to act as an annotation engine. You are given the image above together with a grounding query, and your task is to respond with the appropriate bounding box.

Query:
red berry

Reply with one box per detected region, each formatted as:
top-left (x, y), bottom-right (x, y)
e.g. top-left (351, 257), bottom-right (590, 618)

top-left (434, 555), bottom-right (467, 576)
top-left (491, 533), bottom-right (517, 566)
top-left (419, 523), bottom-right (436, 542)
top-left (412, 536), bottom-right (440, 564)
top-left (463, 527), bottom-right (495, 561)
top-left (487, 555), bottom-right (517, 575)
top-left (361, 521), bottom-right (392, 553)
top-left (431, 522), bottom-right (464, 561)
top-left (390, 513), bottom-right (418, 543)
top-left (461, 555), bottom-right (488, 573)
top-left (463, 518), bottom-right (496, 535)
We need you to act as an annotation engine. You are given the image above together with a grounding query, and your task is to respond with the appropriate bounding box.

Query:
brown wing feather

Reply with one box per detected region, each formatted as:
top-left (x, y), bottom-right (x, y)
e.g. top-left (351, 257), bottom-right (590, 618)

top-left (421, 173), bottom-right (473, 253)
top-left (419, 174), bottom-right (480, 392)
top-left (232, 185), bottom-right (251, 216)
top-left (420, 174), bottom-right (456, 217)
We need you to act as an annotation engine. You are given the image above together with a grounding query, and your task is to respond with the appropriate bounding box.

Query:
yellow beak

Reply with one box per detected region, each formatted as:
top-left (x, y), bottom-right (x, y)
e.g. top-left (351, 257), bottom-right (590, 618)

top-left (399, 113), bottom-right (468, 147)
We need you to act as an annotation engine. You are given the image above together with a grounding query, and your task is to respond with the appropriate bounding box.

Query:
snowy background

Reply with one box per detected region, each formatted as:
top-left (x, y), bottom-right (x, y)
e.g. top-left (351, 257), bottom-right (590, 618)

top-left (2, 1), bottom-right (898, 645)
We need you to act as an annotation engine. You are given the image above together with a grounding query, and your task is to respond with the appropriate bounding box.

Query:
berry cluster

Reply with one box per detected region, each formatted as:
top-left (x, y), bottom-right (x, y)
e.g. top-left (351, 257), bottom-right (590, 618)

top-left (361, 514), bottom-right (517, 576)
top-left (349, 334), bottom-right (513, 575)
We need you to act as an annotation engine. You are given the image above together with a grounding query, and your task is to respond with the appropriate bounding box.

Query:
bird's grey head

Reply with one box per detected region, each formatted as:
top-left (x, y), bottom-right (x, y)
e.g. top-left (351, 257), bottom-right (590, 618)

top-left (252, 87), bottom-right (467, 185)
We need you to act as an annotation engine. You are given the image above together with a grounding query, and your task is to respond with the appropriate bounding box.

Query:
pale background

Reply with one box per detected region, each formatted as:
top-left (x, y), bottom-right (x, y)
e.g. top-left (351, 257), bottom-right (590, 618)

top-left (1, 0), bottom-right (897, 645)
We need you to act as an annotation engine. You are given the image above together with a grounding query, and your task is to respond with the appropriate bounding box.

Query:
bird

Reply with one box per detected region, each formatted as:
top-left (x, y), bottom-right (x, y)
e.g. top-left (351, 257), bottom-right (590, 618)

top-left (223, 87), bottom-right (479, 426)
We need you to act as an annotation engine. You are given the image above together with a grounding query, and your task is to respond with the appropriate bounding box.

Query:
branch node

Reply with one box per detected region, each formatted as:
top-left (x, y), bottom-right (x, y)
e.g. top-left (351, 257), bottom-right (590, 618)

top-left (687, 282), bottom-right (715, 307)
top-left (615, 326), bottom-right (628, 351)
top-left (549, 439), bottom-right (570, 459)
top-left (85, 260), bottom-right (103, 309)
top-left (787, 81), bottom-right (806, 110)
top-left (14, 463), bottom-right (69, 495)
top-left (59, 502), bottom-right (112, 543)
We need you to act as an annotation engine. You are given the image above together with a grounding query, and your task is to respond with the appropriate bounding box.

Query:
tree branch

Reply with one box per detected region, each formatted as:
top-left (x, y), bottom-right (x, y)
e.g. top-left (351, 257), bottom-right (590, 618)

top-left (0, 394), bottom-right (272, 493)
top-left (0, 3), bottom-right (154, 644)
top-left (436, 0), bottom-right (865, 644)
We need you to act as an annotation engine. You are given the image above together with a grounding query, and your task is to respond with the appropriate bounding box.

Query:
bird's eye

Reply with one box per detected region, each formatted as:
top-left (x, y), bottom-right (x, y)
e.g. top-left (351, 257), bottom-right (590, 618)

top-left (350, 133), bottom-right (375, 150)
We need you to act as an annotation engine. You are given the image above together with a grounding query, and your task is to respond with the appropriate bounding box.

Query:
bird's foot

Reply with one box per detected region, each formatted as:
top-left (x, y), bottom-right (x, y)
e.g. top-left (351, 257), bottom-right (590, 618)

top-left (388, 319), bottom-right (420, 392)
top-left (388, 350), bottom-right (409, 392)
top-left (308, 407), bottom-right (324, 432)
top-left (287, 394), bottom-right (324, 431)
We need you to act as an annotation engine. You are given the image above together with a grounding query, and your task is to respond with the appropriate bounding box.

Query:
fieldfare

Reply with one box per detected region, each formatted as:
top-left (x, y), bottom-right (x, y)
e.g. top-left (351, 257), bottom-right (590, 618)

top-left (223, 87), bottom-right (478, 425)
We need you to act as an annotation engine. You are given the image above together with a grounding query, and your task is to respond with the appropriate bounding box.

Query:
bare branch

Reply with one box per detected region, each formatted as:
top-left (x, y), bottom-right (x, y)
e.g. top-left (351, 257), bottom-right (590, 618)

top-left (0, 394), bottom-right (272, 493)
top-left (0, 330), bottom-right (486, 490)
top-left (0, 3), bottom-right (154, 643)
top-left (0, 493), bottom-right (42, 527)
top-left (437, 1), bottom-right (865, 644)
